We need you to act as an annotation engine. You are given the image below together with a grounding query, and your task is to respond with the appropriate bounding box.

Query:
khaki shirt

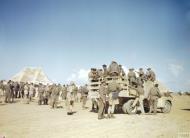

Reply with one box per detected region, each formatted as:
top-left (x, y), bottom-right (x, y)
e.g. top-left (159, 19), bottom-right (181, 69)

top-left (149, 87), bottom-right (161, 98)
top-left (108, 81), bottom-right (120, 93)
top-left (99, 85), bottom-right (107, 102)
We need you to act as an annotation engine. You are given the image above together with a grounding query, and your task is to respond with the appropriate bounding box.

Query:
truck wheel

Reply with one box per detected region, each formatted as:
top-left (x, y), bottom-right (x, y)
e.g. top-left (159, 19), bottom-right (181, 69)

top-left (161, 100), bottom-right (172, 113)
top-left (122, 99), bottom-right (137, 114)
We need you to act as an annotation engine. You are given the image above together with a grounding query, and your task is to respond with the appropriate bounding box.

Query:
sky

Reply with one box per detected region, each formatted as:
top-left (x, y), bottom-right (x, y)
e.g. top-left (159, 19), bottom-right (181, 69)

top-left (0, 0), bottom-right (190, 91)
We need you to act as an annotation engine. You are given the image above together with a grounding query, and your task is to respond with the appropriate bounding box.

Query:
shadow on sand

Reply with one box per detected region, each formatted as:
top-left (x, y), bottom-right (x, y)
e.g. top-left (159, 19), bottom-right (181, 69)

top-left (181, 109), bottom-right (190, 111)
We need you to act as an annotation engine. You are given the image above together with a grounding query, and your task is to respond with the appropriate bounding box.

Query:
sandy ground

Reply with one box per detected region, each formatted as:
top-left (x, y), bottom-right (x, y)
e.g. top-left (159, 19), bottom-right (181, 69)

top-left (0, 95), bottom-right (190, 138)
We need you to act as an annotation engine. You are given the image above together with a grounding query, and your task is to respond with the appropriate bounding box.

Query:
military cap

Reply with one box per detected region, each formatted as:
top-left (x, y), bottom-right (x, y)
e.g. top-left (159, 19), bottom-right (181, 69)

top-left (139, 68), bottom-right (143, 70)
top-left (147, 68), bottom-right (151, 70)
top-left (102, 64), bottom-right (107, 67)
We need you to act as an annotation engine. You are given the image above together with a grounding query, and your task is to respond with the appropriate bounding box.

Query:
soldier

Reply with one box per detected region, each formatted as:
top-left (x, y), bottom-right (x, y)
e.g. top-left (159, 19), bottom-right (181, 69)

top-left (4, 80), bottom-right (11, 103)
top-left (148, 84), bottom-right (161, 114)
top-left (61, 85), bottom-right (67, 100)
top-left (119, 65), bottom-right (126, 77)
top-left (81, 84), bottom-right (89, 109)
top-left (127, 68), bottom-right (137, 86)
top-left (107, 79), bottom-right (121, 118)
top-left (98, 81), bottom-right (107, 120)
top-left (67, 82), bottom-right (76, 115)
top-left (29, 83), bottom-right (35, 102)
top-left (102, 64), bottom-right (108, 78)
top-left (13, 82), bottom-right (20, 98)
top-left (0, 80), bottom-right (4, 103)
top-left (19, 82), bottom-right (25, 98)
top-left (88, 68), bottom-right (99, 80)
top-left (43, 84), bottom-right (50, 105)
top-left (38, 84), bottom-right (44, 105)
top-left (129, 84), bottom-right (145, 114)
top-left (97, 69), bottom-right (103, 80)
top-left (108, 61), bottom-right (120, 76)
top-left (73, 84), bottom-right (78, 102)
top-left (146, 68), bottom-right (156, 82)
top-left (136, 74), bottom-right (144, 87)
top-left (51, 84), bottom-right (59, 108)
top-left (23, 82), bottom-right (29, 104)
top-left (10, 81), bottom-right (14, 103)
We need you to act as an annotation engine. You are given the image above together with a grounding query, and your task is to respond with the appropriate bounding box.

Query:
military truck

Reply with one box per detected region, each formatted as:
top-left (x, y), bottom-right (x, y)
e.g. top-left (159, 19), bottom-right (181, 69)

top-left (88, 76), bottom-right (172, 114)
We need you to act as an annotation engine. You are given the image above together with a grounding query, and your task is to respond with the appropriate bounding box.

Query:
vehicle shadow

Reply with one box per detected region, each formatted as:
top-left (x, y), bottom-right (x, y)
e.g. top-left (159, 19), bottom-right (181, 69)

top-left (181, 109), bottom-right (190, 111)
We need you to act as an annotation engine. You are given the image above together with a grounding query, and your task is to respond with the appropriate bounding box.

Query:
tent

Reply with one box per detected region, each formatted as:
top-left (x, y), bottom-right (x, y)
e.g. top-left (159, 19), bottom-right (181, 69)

top-left (11, 67), bottom-right (52, 85)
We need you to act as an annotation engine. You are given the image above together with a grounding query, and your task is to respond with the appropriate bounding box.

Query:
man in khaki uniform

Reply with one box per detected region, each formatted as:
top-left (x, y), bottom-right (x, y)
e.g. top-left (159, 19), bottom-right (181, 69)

top-left (0, 80), bottom-right (4, 103)
top-left (61, 85), bottom-right (67, 100)
top-left (4, 81), bottom-right (11, 103)
top-left (51, 84), bottom-right (59, 108)
top-left (127, 68), bottom-right (137, 86)
top-left (107, 79), bottom-right (120, 118)
top-left (108, 61), bottom-right (120, 76)
top-left (81, 84), bottom-right (89, 109)
top-left (88, 68), bottom-right (99, 80)
top-left (102, 64), bottom-right (108, 78)
top-left (67, 82), bottom-right (76, 115)
top-left (130, 84), bottom-right (145, 114)
top-left (146, 68), bottom-right (156, 82)
top-left (98, 69), bottom-right (103, 80)
top-left (38, 84), bottom-right (44, 105)
top-left (148, 84), bottom-right (161, 114)
top-left (98, 81), bottom-right (107, 120)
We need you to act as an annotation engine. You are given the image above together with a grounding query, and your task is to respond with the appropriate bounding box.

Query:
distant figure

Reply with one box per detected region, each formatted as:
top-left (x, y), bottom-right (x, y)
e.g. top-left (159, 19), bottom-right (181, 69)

top-left (127, 68), bottom-right (137, 86)
top-left (61, 85), bottom-right (67, 100)
top-left (38, 84), bottom-right (44, 105)
top-left (44, 84), bottom-right (50, 105)
top-left (98, 81), bottom-right (107, 120)
top-left (81, 84), bottom-right (89, 109)
top-left (108, 61), bottom-right (120, 76)
top-left (23, 83), bottom-right (29, 104)
top-left (29, 83), bottom-right (35, 102)
top-left (51, 84), bottom-right (59, 108)
top-left (67, 82), bottom-right (76, 115)
top-left (4, 81), bottom-right (11, 103)
top-left (148, 84), bottom-right (161, 114)
top-left (13, 82), bottom-right (20, 98)
top-left (146, 68), bottom-right (156, 82)
top-left (0, 80), bottom-right (4, 103)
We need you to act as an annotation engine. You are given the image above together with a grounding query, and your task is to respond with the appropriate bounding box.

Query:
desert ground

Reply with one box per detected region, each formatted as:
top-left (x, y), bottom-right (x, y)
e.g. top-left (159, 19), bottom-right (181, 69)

top-left (0, 95), bottom-right (190, 138)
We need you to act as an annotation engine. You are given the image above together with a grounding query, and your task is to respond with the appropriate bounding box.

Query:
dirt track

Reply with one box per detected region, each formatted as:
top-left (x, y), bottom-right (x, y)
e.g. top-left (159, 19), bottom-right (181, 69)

top-left (0, 95), bottom-right (190, 138)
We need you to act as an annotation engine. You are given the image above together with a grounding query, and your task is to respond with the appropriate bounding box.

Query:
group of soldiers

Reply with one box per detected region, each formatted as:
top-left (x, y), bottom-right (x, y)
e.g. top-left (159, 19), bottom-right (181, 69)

top-left (88, 61), bottom-right (161, 120)
top-left (88, 61), bottom-right (126, 81)
top-left (0, 80), bottom-right (89, 115)
top-left (0, 61), bottom-right (162, 119)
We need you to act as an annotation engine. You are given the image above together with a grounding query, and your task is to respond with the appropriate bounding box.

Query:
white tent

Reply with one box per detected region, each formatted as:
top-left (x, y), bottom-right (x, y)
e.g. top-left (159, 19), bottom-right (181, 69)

top-left (11, 67), bottom-right (52, 85)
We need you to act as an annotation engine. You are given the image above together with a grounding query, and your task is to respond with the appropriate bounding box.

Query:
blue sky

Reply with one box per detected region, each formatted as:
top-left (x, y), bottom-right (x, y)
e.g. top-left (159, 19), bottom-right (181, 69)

top-left (0, 0), bottom-right (190, 91)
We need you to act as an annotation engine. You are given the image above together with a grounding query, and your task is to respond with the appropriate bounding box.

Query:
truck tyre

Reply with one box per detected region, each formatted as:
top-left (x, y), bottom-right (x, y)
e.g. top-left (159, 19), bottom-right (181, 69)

top-left (122, 99), bottom-right (137, 114)
top-left (161, 100), bottom-right (172, 113)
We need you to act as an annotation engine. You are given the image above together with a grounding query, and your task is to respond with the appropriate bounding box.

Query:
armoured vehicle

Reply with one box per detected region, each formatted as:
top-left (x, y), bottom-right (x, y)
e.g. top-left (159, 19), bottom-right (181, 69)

top-left (88, 76), bottom-right (172, 114)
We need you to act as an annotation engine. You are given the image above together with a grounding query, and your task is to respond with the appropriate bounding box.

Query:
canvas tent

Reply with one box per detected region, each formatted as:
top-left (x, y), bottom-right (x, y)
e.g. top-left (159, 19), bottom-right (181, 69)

top-left (11, 67), bottom-right (52, 85)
